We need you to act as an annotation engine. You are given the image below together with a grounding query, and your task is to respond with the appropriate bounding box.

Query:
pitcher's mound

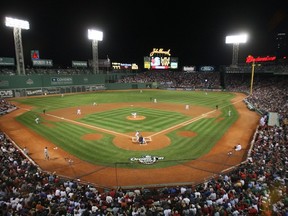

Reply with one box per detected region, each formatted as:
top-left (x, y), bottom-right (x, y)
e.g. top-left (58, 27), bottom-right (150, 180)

top-left (126, 115), bottom-right (146, 120)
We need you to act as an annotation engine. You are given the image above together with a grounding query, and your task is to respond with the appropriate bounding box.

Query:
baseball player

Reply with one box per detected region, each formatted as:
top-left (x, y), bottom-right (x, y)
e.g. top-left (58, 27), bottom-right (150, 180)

top-left (76, 108), bottom-right (81, 115)
top-left (44, 147), bottom-right (50, 160)
top-left (35, 117), bottom-right (40, 124)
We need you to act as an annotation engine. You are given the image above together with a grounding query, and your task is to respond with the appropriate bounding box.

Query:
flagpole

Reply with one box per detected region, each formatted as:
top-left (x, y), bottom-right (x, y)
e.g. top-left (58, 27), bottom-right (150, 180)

top-left (250, 60), bottom-right (255, 95)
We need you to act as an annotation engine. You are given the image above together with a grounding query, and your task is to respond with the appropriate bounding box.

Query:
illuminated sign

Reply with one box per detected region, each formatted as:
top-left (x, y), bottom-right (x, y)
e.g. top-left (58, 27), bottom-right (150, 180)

top-left (72, 61), bottom-right (88, 68)
top-left (246, 55), bottom-right (276, 63)
top-left (170, 57), bottom-right (178, 69)
top-left (31, 50), bottom-right (40, 60)
top-left (170, 62), bottom-right (178, 69)
top-left (112, 62), bottom-right (137, 70)
top-left (0, 57), bottom-right (15, 66)
top-left (144, 56), bottom-right (151, 69)
top-left (149, 48), bottom-right (172, 69)
top-left (131, 63), bottom-right (138, 70)
top-left (120, 63), bottom-right (132, 69)
top-left (150, 48), bottom-right (171, 56)
top-left (151, 56), bottom-right (170, 69)
top-left (183, 66), bottom-right (196, 72)
top-left (32, 59), bottom-right (53, 67)
top-left (199, 66), bottom-right (215, 72)
top-left (146, 48), bottom-right (179, 70)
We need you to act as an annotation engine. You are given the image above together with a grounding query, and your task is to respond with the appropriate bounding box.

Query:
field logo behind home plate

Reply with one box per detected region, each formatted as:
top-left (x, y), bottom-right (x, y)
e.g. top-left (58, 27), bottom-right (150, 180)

top-left (130, 155), bottom-right (164, 165)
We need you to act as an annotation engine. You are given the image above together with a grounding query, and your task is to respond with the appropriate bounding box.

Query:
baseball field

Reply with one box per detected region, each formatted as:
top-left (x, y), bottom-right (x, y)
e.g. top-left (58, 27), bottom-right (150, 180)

top-left (1, 89), bottom-right (260, 188)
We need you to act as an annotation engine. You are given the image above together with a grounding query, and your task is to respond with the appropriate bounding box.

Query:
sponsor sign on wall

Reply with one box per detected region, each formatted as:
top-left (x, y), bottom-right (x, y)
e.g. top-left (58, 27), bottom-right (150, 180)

top-left (51, 77), bottom-right (73, 85)
top-left (0, 80), bottom-right (9, 87)
top-left (26, 89), bottom-right (43, 96)
top-left (0, 90), bottom-right (14, 98)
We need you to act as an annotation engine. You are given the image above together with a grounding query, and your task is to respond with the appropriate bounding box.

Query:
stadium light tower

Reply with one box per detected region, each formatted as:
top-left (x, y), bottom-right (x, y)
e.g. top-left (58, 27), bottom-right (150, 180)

top-left (88, 29), bottom-right (103, 74)
top-left (5, 17), bottom-right (30, 75)
top-left (225, 33), bottom-right (248, 66)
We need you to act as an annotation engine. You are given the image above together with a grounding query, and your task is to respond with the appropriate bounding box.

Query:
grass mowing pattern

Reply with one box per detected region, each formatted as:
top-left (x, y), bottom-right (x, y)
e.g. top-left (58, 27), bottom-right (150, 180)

top-left (13, 90), bottom-right (238, 168)
top-left (79, 107), bottom-right (190, 133)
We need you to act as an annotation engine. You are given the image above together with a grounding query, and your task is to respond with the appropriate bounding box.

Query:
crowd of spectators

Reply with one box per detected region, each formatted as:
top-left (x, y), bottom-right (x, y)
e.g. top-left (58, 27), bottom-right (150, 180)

top-left (0, 72), bottom-right (288, 215)
top-left (0, 98), bottom-right (17, 115)
top-left (117, 71), bottom-right (222, 89)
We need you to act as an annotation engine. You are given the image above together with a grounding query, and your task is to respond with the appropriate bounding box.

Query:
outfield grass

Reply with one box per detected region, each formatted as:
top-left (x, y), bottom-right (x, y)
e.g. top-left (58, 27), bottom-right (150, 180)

top-left (12, 90), bottom-right (238, 168)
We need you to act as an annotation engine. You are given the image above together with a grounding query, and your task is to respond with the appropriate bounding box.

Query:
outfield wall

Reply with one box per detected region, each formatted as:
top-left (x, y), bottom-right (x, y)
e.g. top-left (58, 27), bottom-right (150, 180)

top-left (0, 74), bottom-right (106, 89)
top-left (0, 74), bottom-right (155, 97)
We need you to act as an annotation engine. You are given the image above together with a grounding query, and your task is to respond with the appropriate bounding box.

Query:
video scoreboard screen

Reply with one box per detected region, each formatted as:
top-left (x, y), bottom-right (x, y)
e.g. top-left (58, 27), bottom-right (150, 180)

top-left (144, 48), bottom-right (178, 70)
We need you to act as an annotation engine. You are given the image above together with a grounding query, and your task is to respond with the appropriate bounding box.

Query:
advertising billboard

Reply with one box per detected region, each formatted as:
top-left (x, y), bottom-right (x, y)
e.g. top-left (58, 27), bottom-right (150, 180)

top-left (0, 57), bottom-right (15, 66)
top-left (72, 61), bottom-right (88, 68)
top-left (32, 59), bottom-right (53, 67)
top-left (31, 50), bottom-right (40, 60)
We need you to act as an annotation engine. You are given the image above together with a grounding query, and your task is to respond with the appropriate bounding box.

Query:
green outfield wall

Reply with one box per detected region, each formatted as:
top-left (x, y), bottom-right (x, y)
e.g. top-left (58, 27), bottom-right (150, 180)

top-left (0, 74), bottom-right (106, 89)
top-left (0, 74), bottom-right (155, 97)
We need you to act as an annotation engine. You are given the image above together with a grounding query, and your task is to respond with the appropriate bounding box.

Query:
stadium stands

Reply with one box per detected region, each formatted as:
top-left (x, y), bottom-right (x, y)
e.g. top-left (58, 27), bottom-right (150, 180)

top-left (0, 70), bottom-right (288, 215)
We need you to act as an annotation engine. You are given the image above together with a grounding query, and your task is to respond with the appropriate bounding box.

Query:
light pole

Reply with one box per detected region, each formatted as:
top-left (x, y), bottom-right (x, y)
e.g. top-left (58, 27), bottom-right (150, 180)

top-left (5, 17), bottom-right (30, 75)
top-left (88, 29), bottom-right (103, 74)
top-left (225, 34), bottom-right (248, 67)
top-left (250, 60), bottom-right (256, 95)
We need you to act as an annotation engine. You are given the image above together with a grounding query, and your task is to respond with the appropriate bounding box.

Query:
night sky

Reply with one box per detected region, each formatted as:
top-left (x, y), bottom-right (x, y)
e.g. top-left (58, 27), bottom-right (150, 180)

top-left (0, 0), bottom-right (287, 69)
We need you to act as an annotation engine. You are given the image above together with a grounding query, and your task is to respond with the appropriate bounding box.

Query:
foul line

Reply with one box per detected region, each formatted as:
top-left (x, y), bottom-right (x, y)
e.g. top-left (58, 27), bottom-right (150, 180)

top-left (21, 108), bottom-right (131, 139)
top-left (150, 97), bottom-right (246, 138)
